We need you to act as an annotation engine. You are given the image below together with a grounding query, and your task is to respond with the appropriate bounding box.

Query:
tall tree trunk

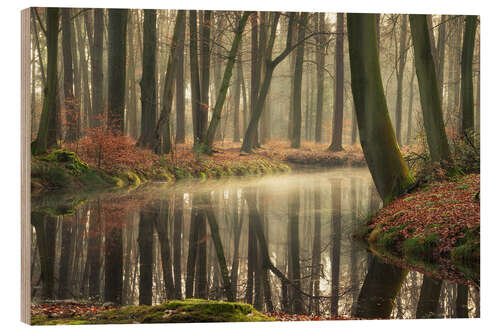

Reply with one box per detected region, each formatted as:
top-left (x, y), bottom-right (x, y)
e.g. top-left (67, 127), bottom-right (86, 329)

top-left (407, 63), bottom-right (416, 145)
top-left (137, 9), bottom-right (157, 148)
top-left (175, 15), bottom-right (186, 144)
top-left (151, 10), bottom-right (186, 154)
top-left (329, 13), bottom-right (345, 151)
top-left (437, 15), bottom-right (447, 98)
top-left (33, 8), bottom-right (59, 154)
top-left (410, 14), bottom-right (453, 165)
top-left (189, 11), bottom-right (203, 146)
top-left (347, 13), bottom-right (413, 203)
top-left (75, 15), bottom-right (92, 131)
top-left (107, 9), bottom-right (128, 133)
top-left (233, 53), bottom-right (242, 142)
top-left (61, 8), bottom-right (78, 142)
top-left (290, 13), bottom-right (308, 149)
top-left (461, 15), bottom-right (478, 134)
top-left (90, 8), bottom-right (104, 128)
top-left (314, 13), bottom-right (326, 143)
top-left (395, 15), bottom-right (408, 146)
top-left (198, 11), bottom-right (212, 147)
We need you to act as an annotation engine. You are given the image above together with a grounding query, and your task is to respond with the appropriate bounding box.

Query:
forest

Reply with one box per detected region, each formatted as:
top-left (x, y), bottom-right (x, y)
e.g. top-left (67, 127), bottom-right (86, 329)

top-left (27, 8), bottom-right (480, 324)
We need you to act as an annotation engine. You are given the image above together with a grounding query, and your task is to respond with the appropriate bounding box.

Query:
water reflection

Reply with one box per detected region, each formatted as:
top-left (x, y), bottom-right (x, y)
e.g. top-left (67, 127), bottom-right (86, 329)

top-left (30, 168), bottom-right (479, 319)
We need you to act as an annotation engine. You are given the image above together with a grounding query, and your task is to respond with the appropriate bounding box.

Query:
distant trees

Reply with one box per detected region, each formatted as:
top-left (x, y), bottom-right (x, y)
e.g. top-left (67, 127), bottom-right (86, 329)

top-left (347, 13), bottom-right (413, 203)
top-left (107, 9), bottom-right (128, 133)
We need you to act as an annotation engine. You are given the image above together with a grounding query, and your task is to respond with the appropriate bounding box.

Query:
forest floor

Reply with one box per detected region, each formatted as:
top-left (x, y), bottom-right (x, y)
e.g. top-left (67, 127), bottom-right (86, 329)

top-left (366, 173), bottom-right (480, 286)
top-left (30, 300), bottom-right (354, 325)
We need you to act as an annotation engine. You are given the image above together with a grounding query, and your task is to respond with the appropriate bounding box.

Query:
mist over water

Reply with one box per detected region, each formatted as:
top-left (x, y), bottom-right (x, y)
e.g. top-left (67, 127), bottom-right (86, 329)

top-left (31, 167), bottom-right (479, 318)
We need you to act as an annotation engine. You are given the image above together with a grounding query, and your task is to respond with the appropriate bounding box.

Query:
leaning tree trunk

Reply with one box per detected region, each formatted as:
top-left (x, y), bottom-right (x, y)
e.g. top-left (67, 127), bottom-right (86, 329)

top-left (203, 12), bottom-right (250, 153)
top-left (409, 14), bottom-right (453, 165)
top-left (150, 10), bottom-right (186, 154)
top-left (347, 13), bottom-right (413, 203)
top-left (107, 9), bottom-right (128, 133)
top-left (33, 8), bottom-right (59, 154)
top-left (460, 15), bottom-right (478, 135)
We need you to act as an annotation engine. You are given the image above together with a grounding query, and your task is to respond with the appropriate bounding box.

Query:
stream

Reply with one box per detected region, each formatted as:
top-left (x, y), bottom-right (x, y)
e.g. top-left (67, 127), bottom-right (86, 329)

top-left (30, 167), bottom-right (480, 319)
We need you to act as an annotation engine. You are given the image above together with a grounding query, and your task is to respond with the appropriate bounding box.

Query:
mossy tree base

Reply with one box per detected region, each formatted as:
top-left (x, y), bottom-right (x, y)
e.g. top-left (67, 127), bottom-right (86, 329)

top-left (31, 299), bottom-right (273, 325)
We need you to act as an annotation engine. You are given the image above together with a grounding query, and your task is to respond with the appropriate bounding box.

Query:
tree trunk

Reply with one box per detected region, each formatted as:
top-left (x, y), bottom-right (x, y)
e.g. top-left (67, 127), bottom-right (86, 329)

top-left (461, 15), bottom-right (478, 134)
top-left (137, 9), bottom-right (157, 148)
top-left (288, 187), bottom-right (305, 313)
top-left (138, 203), bottom-right (155, 305)
top-left (203, 12), bottom-right (250, 152)
top-left (233, 53), bottom-right (242, 142)
top-left (151, 10), bottom-right (186, 154)
top-left (347, 13), bottom-right (413, 203)
top-left (189, 11), bottom-right (203, 145)
top-left (416, 276), bottom-right (442, 318)
top-left (395, 15), bottom-right (408, 146)
top-left (314, 13), bottom-right (326, 143)
top-left (175, 15), bottom-right (186, 144)
top-left (90, 8), bottom-right (104, 128)
top-left (410, 14), bottom-right (453, 164)
top-left (107, 9), bottom-right (128, 133)
top-left (407, 63), bottom-right (416, 145)
top-left (329, 13), bottom-right (345, 151)
top-left (290, 13), bottom-right (308, 149)
top-left (33, 8), bottom-right (59, 154)
top-left (61, 8), bottom-right (78, 142)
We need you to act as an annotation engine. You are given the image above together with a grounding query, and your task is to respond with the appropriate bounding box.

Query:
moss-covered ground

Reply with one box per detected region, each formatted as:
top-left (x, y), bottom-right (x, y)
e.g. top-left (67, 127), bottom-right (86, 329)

top-left (366, 174), bottom-right (479, 285)
top-left (31, 147), bottom-right (290, 194)
top-left (31, 299), bottom-right (273, 325)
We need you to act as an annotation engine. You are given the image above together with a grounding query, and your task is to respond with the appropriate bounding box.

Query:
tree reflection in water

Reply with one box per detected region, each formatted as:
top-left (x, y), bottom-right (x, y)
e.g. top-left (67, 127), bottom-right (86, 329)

top-left (31, 168), bottom-right (479, 319)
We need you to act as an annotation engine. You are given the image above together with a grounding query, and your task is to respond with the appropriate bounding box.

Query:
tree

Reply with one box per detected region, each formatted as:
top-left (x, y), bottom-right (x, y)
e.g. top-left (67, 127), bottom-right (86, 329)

top-left (409, 14), bottom-right (453, 164)
top-left (107, 9), bottom-right (128, 133)
top-left (203, 12), bottom-right (251, 153)
top-left (150, 10), bottom-right (186, 154)
top-left (175, 15), bottom-right (187, 144)
top-left (314, 13), bottom-right (326, 143)
top-left (189, 10), bottom-right (203, 146)
top-left (329, 13), bottom-right (345, 152)
top-left (290, 13), bottom-right (308, 149)
top-left (395, 15), bottom-right (408, 146)
top-left (137, 9), bottom-right (157, 148)
top-left (89, 9), bottom-right (104, 128)
top-left (347, 13), bottom-right (413, 203)
top-left (461, 15), bottom-right (478, 134)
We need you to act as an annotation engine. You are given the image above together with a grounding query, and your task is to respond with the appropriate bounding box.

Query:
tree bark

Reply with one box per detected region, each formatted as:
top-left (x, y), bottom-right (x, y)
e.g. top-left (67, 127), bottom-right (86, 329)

top-left (410, 14), bottom-right (453, 164)
top-left (137, 9), bottom-right (157, 148)
top-left (33, 8), bottom-right (59, 154)
top-left (347, 13), bottom-right (413, 203)
top-left (175, 15), bottom-right (186, 144)
top-left (329, 13), bottom-right (345, 151)
top-left (395, 15), bottom-right (408, 146)
top-left (461, 15), bottom-right (478, 134)
top-left (107, 9), bottom-right (128, 133)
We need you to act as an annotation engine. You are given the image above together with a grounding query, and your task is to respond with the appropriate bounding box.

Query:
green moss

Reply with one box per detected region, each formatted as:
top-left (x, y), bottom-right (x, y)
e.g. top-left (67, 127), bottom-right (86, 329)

top-left (31, 299), bottom-right (273, 325)
top-left (402, 233), bottom-right (438, 259)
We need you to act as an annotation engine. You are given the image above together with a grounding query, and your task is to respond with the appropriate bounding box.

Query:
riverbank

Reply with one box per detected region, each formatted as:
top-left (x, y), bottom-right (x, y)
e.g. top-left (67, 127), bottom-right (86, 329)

top-left (366, 173), bottom-right (480, 284)
top-left (31, 147), bottom-right (290, 194)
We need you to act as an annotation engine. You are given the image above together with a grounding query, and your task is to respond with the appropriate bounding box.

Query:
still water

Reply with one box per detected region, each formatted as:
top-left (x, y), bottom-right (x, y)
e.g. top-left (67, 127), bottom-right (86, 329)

top-left (31, 168), bottom-right (479, 319)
